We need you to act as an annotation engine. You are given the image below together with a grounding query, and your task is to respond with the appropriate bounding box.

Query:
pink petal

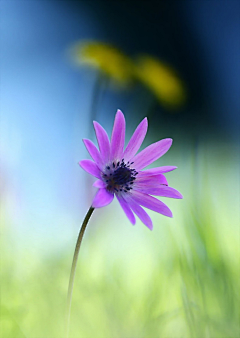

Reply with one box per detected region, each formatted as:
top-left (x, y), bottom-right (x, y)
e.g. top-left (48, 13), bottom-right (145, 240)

top-left (131, 190), bottom-right (173, 217)
top-left (126, 197), bottom-right (153, 230)
top-left (138, 166), bottom-right (177, 176)
top-left (93, 180), bottom-right (106, 188)
top-left (123, 117), bottom-right (148, 162)
top-left (135, 174), bottom-right (168, 186)
top-left (79, 160), bottom-right (101, 179)
top-left (93, 121), bottom-right (110, 164)
top-left (83, 139), bottom-right (103, 169)
top-left (135, 186), bottom-right (183, 199)
top-left (133, 138), bottom-right (173, 170)
top-left (92, 188), bottom-right (114, 208)
top-left (116, 195), bottom-right (136, 225)
top-left (110, 110), bottom-right (125, 161)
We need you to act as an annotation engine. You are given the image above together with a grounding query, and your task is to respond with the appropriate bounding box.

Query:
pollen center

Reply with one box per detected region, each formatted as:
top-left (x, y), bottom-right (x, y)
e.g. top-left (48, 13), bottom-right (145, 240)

top-left (113, 166), bottom-right (132, 185)
top-left (102, 160), bottom-right (138, 193)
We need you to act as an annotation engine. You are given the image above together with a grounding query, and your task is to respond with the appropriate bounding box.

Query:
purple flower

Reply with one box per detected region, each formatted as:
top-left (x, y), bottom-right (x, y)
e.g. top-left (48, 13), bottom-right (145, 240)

top-left (79, 110), bottom-right (182, 230)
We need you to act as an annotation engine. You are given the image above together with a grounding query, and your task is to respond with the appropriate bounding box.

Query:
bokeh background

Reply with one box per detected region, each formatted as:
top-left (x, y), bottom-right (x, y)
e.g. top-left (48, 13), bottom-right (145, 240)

top-left (1, 1), bottom-right (239, 337)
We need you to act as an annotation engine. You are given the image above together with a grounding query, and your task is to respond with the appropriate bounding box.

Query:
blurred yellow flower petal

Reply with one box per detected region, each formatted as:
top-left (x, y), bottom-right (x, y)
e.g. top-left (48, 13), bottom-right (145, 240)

top-left (135, 55), bottom-right (187, 109)
top-left (71, 41), bottom-right (134, 86)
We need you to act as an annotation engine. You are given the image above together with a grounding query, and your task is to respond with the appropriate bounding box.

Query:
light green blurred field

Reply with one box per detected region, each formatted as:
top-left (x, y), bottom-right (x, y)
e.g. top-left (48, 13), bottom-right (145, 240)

top-left (1, 138), bottom-right (239, 338)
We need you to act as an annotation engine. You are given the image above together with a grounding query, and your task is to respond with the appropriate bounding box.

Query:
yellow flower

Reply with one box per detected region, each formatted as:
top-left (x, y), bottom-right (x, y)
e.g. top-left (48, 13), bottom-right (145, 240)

top-left (135, 55), bottom-right (187, 108)
top-left (72, 41), bottom-right (134, 86)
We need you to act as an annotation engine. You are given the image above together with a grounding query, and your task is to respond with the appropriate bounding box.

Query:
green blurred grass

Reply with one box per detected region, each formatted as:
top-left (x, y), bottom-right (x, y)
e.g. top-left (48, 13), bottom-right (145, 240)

top-left (1, 139), bottom-right (239, 338)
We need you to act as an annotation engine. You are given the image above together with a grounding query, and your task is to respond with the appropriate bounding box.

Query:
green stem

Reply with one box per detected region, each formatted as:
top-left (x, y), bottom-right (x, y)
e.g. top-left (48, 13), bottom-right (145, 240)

top-left (66, 206), bottom-right (95, 338)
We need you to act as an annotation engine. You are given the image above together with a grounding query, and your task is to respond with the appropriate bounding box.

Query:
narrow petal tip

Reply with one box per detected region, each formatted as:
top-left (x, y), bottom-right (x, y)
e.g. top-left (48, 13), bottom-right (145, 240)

top-left (163, 138), bottom-right (173, 149)
top-left (177, 192), bottom-right (183, 199)
top-left (93, 121), bottom-right (100, 131)
top-left (82, 138), bottom-right (91, 146)
top-left (78, 160), bottom-right (86, 167)
top-left (110, 109), bottom-right (126, 160)
top-left (166, 138), bottom-right (173, 145)
top-left (165, 208), bottom-right (173, 218)
top-left (79, 159), bottom-right (85, 165)
top-left (141, 117), bottom-right (148, 129)
top-left (93, 120), bottom-right (102, 130)
top-left (79, 159), bottom-right (101, 179)
top-left (116, 109), bottom-right (124, 115)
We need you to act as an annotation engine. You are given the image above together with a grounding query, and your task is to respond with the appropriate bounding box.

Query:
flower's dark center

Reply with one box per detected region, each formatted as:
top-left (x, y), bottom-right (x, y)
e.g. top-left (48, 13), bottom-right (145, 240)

top-left (103, 159), bottom-right (138, 193)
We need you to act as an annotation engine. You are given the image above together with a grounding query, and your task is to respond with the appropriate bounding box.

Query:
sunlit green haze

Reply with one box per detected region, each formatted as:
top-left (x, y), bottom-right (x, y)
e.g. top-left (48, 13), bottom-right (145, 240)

top-left (1, 137), bottom-right (239, 338)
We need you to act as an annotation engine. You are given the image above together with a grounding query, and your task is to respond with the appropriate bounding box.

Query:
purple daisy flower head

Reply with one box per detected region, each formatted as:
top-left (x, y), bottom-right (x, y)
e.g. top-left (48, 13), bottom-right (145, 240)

top-left (79, 109), bottom-right (183, 230)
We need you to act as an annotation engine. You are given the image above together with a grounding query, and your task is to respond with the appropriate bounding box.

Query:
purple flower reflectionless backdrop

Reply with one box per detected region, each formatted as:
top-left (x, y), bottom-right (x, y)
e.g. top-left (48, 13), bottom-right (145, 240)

top-left (80, 110), bottom-right (183, 229)
top-left (1, 1), bottom-right (239, 338)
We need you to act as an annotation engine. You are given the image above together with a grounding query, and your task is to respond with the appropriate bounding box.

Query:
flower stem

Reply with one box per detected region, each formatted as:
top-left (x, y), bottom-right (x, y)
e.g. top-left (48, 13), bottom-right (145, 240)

top-left (66, 206), bottom-right (94, 338)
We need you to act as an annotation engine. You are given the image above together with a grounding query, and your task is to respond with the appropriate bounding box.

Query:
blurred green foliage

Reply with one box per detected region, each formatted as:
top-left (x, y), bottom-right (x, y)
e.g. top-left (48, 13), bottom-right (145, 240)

top-left (1, 140), bottom-right (239, 338)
